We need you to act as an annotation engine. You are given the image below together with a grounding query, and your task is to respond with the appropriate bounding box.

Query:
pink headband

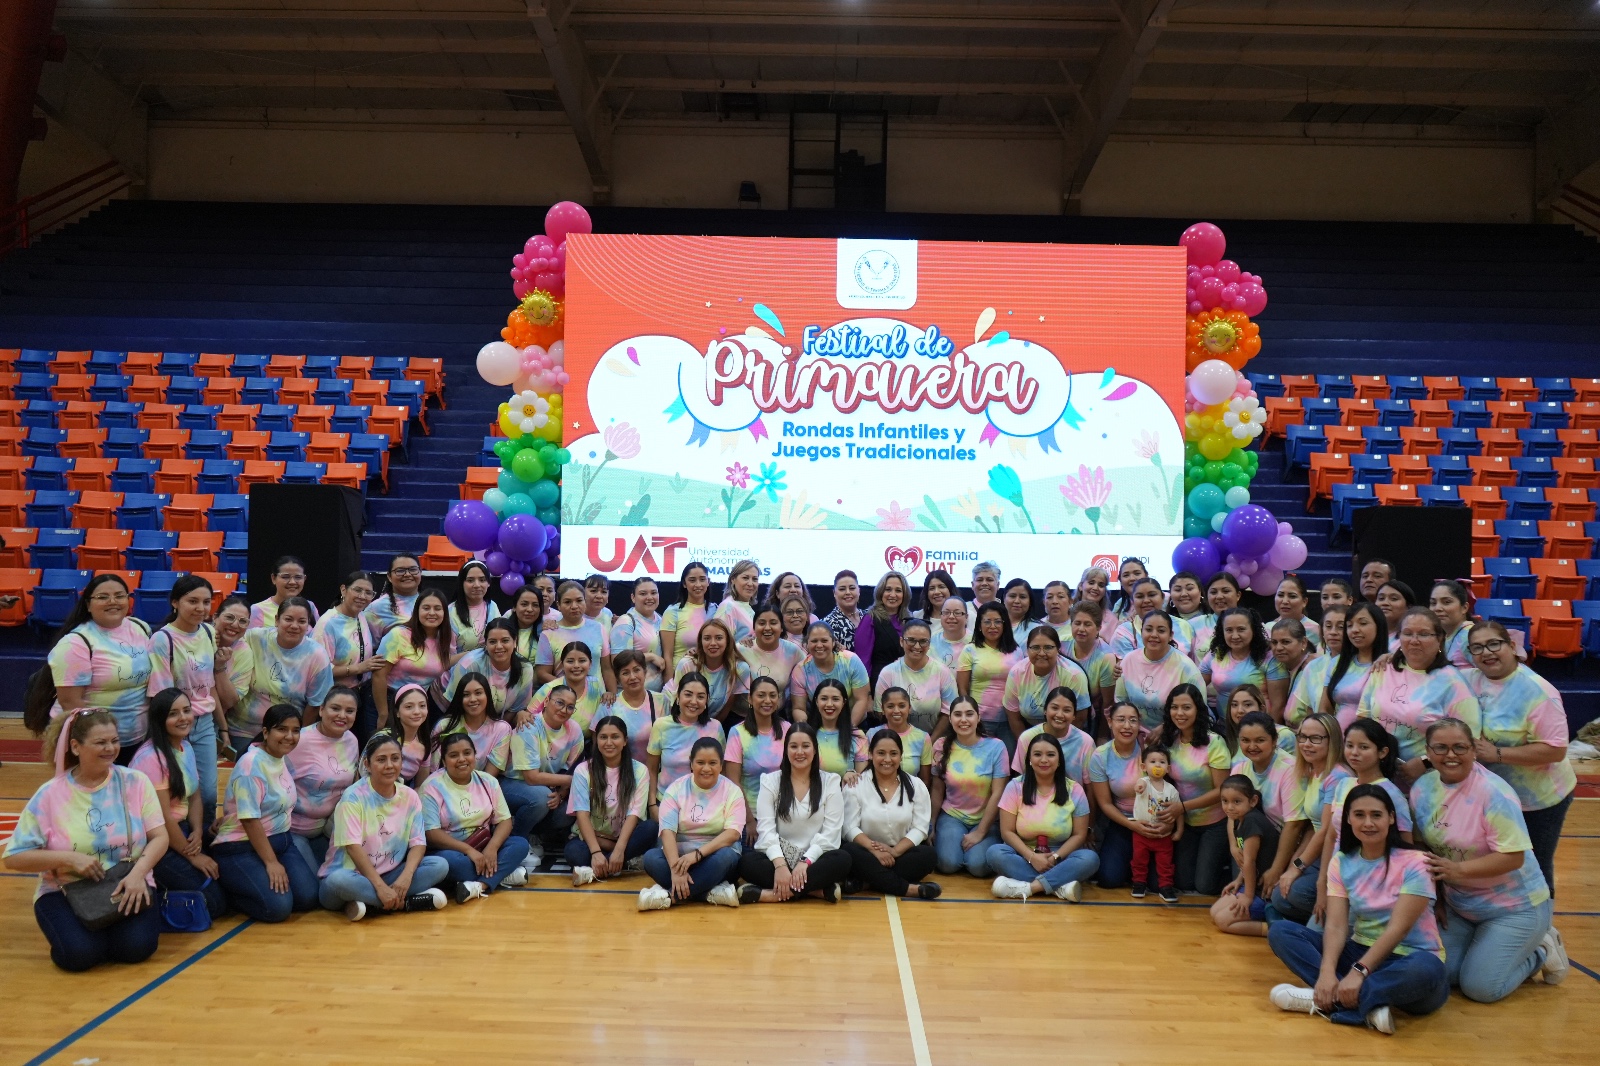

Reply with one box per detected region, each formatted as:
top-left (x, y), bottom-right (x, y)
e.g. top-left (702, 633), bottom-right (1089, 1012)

top-left (53, 707), bottom-right (91, 777)
top-left (393, 683), bottom-right (428, 708)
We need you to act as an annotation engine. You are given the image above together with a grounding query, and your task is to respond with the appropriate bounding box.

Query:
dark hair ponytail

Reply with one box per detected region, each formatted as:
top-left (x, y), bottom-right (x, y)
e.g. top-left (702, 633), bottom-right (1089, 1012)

top-left (866, 727), bottom-right (914, 806)
top-left (141, 687), bottom-right (191, 804)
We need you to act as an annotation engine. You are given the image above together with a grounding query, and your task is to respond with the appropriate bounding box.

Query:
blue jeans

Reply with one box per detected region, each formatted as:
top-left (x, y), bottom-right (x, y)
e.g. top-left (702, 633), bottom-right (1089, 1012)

top-left (500, 778), bottom-right (576, 842)
top-left (1523, 792), bottom-right (1573, 897)
top-left (1268, 921), bottom-right (1449, 1026)
top-left (1269, 860), bottom-right (1321, 925)
top-left (933, 812), bottom-right (1001, 877)
top-left (152, 819), bottom-right (228, 919)
top-left (1097, 819), bottom-right (1136, 888)
top-left (640, 845), bottom-right (741, 901)
top-left (212, 831), bottom-right (318, 923)
top-left (1441, 898), bottom-right (1552, 1003)
top-left (562, 820), bottom-right (660, 869)
top-left (33, 890), bottom-right (163, 973)
top-left (986, 843), bottom-right (1100, 891)
top-left (289, 831), bottom-right (330, 875)
top-left (318, 856), bottom-right (450, 910)
top-left (189, 714), bottom-right (219, 827)
top-left (982, 718), bottom-right (1016, 760)
top-left (435, 836), bottom-right (533, 892)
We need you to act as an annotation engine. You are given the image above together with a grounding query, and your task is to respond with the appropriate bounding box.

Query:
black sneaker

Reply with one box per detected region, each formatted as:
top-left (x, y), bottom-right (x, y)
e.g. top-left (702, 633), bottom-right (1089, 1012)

top-left (1130, 883), bottom-right (1148, 899)
top-left (738, 883), bottom-right (762, 905)
top-left (404, 888), bottom-right (446, 912)
top-left (916, 882), bottom-right (943, 900)
top-left (1158, 885), bottom-right (1178, 904)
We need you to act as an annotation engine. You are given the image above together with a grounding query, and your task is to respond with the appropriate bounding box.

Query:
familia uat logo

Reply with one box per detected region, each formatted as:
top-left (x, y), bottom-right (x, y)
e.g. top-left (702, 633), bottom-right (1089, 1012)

top-left (587, 535), bottom-right (689, 575)
top-left (882, 546), bottom-right (981, 576)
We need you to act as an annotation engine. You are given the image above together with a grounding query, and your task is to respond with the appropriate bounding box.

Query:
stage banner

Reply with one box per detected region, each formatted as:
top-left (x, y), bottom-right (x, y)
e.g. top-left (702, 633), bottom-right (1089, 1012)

top-left (561, 235), bottom-right (1187, 584)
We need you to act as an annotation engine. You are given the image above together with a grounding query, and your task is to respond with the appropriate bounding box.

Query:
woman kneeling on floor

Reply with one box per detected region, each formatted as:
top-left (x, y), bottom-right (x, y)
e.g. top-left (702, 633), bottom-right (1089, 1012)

top-left (422, 732), bottom-right (530, 904)
top-left (318, 731), bottom-right (450, 921)
top-left (739, 723), bottom-right (852, 904)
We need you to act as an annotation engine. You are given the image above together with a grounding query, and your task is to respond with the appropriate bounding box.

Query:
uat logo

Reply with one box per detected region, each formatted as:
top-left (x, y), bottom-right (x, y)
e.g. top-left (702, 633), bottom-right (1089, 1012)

top-left (884, 546), bottom-right (924, 575)
top-left (1090, 554), bottom-right (1119, 573)
top-left (587, 536), bottom-right (689, 575)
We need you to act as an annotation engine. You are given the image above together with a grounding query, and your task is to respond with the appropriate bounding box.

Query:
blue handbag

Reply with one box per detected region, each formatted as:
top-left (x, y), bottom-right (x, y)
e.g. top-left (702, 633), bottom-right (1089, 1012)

top-left (160, 879), bottom-right (213, 933)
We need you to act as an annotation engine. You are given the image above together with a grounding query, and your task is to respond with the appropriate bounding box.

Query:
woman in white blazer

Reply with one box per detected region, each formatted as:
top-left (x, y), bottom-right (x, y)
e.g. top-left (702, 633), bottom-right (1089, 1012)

top-left (844, 729), bottom-right (941, 899)
top-left (736, 723), bottom-right (850, 904)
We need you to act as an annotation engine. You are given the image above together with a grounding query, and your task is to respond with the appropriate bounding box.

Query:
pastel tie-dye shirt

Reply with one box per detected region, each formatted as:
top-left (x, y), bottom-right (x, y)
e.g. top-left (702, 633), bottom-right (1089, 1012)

top-left (713, 599), bottom-right (756, 642)
top-left (146, 623), bottom-right (217, 720)
top-left (609, 609), bottom-right (665, 689)
top-left (1002, 658), bottom-right (1092, 725)
top-left (815, 727), bottom-right (869, 776)
top-left (421, 769), bottom-right (511, 841)
top-left (1326, 848), bottom-right (1444, 960)
top-left (998, 777), bottom-right (1091, 849)
top-left (737, 638), bottom-right (805, 688)
top-left (431, 717), bottom-right (512, 774)
top-left (660, 602), bottom-right (711, 658)
top-left (447, 600), bottom-right (500, 656)
top-left (724, 720), bottom-right (791, 810)
top-left (500, 713), bottom-right (585, 779)
top-left (1467, 665), bottom-right (1577, 811)
top-left (1285, 654), bottom-right (1335, 728)
top-left (361, 592), bottom-right (418, 639)
top-left (48, 618), bottom-right (154, 744)
top-left (1201, 651), bottom-right (1285, 711)
top-left (250, 598), bottom-right (321, 632)
top-left (1114, 647), bottom-right (1206, 730)
top-left (285, 724), bottom-right (360, 835)
top-left (1089, 741), bottom-right (1143, 816)
top-left (314, 610), bottom-right (377, 682)
top-left (213, 747), bottom-right (296, 844)
top-left (531, 677), bottom-right (606, 734)
top-left (1189, 613), bottom-right (1218, 655)
top-left (647, 715), bottom-right (726, 799)
top-left (536, 619), bottom-right (609, 685)
top-left (929, 632), bottom-right (969, 671)
top-left (956, 644), bottom-right (1022, 723)
top-left (377, 627), bottom-right (447, 689)
top-left (1110, 614), bottom-right (1197, 659)
top-left (1066, 642), bottom-right (1116, 697)
top-left (1230, 749), bottom-right (1301, 829)
top-left (1268, 616), bottom-right (1322, 653)
top-left (869, 724), bottom-right (933, 776)
top-left (221, 638), bottom-right (254, 719)
top-left (658, 773), bottom-right (747, 850)
top-left (565, 760), bottom-right (650, 838)
top-left (670, 656), bottom-right (751, 719)
top-left (5, 765), bottom-right (164, 900)
top-left (1324, 657), bottom-right (1378, 729)
top-left (441, 649), bottom-right (536, 718)
top-left (1358, 662), bottom-right (1481, 762)
top-left (789, 650), bottom-right (870, 705)
top-left (1009, 724), bottom-right (1094, 785)
top-left (129, 739), bottom-right (198, 822)
top-left (1163, 734), bottom-right (1233, 826)
top-left (1410, 764), bottom-right (1550, 921)
top-left (319, 778), bottom-right (426, 877)
top-left (931, 736), bottom-right (1008, 825)
top-left (606, 690), bottom-right (669, 765)
top-left (875, 658), bottom-right (958, 720)
top-left (1444, 625), bottom-right (1473, 670)
top-left (1322, 774), bottom-right (1412, 848)
top-left (232, 629), bottom-right (334, 738)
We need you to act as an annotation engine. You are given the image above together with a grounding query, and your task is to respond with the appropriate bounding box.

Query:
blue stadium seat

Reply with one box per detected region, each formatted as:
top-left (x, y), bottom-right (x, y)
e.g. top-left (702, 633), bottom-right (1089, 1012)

top-left (218, 531), bottom-right (249, 573)
top-left (179, 404), bottom-right (222, 431)
top-left (1300, 397), bottom-right (1339, 427)
top-left (1495, 520), bottom-right (1544, 557)
top-left (18, 349), bottom-right (54, 369)
top-left (110, 458), bottom-right (160, 494)
top-left (282, 461), bottom-right (327, 485)
top-left (166, 376), bottom-right (204, 407)
top-left (15, 374), bottom-right (54, 401)
top-left (347, 434), bottom-right (387, 480)
top-left (32, 569), bottom-right (93, 628)
top-left (1461, 377), bottom-right (1500, 402)
top-left (1374, 399), bottom-right (1413, 427)
top-left (159, 352), bottom-right (199, 375)
top-left (26, 490), bottom-right (77, 527)
top-left (1527, 401), bottom-right (1568, 429)
top-left (1389, 376), bottom-right (1428, 401)
top-left (1501, 486), bottom-right (1550, 520)
top-left (1535, 378), bottom-right (1575, 403)
top-left (117, 493), bottom-right (170, 531)
top-left (29, 529), bottom-right (86, 570)
top-left (1427, 454), bottom-right (1471, 485)
top-left (387, 380), bottom-right (426, 417)
top-left (333, 406), bottom-right (372, 434)
top-left (126, 530), bottom-right (178, 571)
top-left (1349, 454), bottom-right (1391, 484)
top-left (1578, 559), bottom-right (1600, 599)
top-left (210, 494), bottom-right (249, 532)
top-left (1512, 456), bottom-right (1556, 487)
top-left (1475, 598), bottom-right (1530, 640)
top-left (256, 404), bottom-right (296, 432)
top-left (241, 378), bottom-right (280, 404)
top-left (1437, 427), bottom-right (1480, 456)
top-left (231, 354), bottom-right (268, 378)
top-left (133, 570), bottom-right (181, 624)
top-left (1417, 485), bottom-right (1463, 507)
top-left (1362, 427), bottom-right (1401, 455)
top-left (1448, 401), bottom-right (1490, 428)
top-left (1330, 483), bottom-right (1377, 544)
top-left (1246, 372), bottom-right (1281, 398)
top-left (479, 436), bottom-right (500, 466)
top-left (304, 355), bottom-right (339, 379)
top-left (25, 456), bottom-right (72, 491)
top-left (91, 374), bottom-right (133, 402)
top-left (104, 428), bottom-right (150, 459)
top-left (197, 459), bottom-right (243, 494)
top-left (1317, 374), bottom-right (1354, 399)
top-left (98, 401), bottom-right (142, 429)
top-left (22, 427), bottom-right (67, 457)
top-left (1483, 557), bottom-right (1536, 599)
top-left (266, 432), bottom-right (309, 462)
top-left (185, 430), bottom-right (232, 460)
top-left (21, 400), bottom-right (65, 429)
top-left (1587, 523), bottom-right (1600, 556)
top-left (87, 351), bottom-right (127, 374)
top-left (314, 379), bottom-right (352, 406)
top-left (371, 356), bottom-right (407, 381)
top-left (1285, 425), bottom-right (1325, 474)
top-left (1573, 601), bottom-right (1600, 656)
top-left (1517, 429), bottom-right (1562, 458)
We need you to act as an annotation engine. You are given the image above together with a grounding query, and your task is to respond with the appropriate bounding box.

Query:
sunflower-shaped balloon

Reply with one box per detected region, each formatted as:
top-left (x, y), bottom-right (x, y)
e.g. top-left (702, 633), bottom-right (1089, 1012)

top-left (1185, 308), bottom-right (1260, 371)
top-left (502, 304), bottom-right (564, 348)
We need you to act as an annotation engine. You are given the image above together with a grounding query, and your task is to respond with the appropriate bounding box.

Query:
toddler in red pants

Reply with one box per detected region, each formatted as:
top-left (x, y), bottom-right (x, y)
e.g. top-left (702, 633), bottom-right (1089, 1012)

top-left (1131, 747), bottom-right (1182, 903)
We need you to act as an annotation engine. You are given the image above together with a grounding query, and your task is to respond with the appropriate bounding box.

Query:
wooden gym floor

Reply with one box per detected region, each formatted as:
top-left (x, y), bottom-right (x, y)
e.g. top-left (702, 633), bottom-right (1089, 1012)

top-left (1, 720), bottom-right (1597, 1065)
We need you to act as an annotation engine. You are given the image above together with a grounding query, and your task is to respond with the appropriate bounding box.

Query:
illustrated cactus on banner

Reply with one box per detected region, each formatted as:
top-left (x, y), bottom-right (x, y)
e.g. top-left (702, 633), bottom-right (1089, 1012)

top-left (442, 201), bottom-right (592, 592)
top-left (1170, 223), bottom-right (1307, 590)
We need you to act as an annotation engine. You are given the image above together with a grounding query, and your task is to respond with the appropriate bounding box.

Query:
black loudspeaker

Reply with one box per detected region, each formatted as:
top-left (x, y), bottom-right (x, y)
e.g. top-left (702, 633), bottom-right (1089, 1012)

top-left (247, 485), bottom-right (366, 608)
top-left (1352, 506), bottom-right (1472, 594)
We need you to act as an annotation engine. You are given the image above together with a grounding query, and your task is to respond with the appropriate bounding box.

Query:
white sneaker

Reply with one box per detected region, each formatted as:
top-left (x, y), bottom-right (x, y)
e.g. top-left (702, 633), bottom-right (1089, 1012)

top-left (705, 882), bottom-right (741, 908)
top-left (500, 866), bottom-right (528, 888)
top-left (1541, 927), bottom-right (1569, 985)
top-left (571, 865), bottom-right (596, 887)
top-left (637, 884), bottom-right (672, 911)
top-left (404, 888), bottom-right (447, 912)
top-left (991, 876), bottom-right (1035, 900)
top-left (1270, 984), bottom-right (1316, 1014)
top-left (344, 900), bottom-right (367, 922)
top-left (520, 840), bottom-right (545, 872)
top-left (1052, 880), bottom-right (1082, 903)
top-left (454, 881), bottom-right (486, 905)
top-left (1365, 1006), bottom-right (1394, 1035)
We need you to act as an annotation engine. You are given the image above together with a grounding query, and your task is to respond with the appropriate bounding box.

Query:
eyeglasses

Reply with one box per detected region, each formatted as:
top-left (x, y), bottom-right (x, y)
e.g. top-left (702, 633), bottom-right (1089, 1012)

top-left (1295, 733), bottom-right (1329, 745)
top-left (1467, 639), bottom-right (1509, 656)
top-left (1426, 742), bottom-right (1473, 757)
top-left (90, 592), bottom-right (129, 603)
top-left (902, 638), bottom-right (930, 648)
top-left (389, 566), bottom-right (421, 576)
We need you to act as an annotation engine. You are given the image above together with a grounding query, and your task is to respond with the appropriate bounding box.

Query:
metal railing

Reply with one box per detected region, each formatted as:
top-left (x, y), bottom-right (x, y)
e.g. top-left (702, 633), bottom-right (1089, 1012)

top-left (1, 160), bottom-right (131, 257)
top-left (1551, 182), bottom-right (1600, 239)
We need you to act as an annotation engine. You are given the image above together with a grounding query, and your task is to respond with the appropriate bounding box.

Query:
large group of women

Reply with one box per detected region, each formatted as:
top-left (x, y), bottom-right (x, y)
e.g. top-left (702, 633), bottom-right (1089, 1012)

top-left (3, 551), bottom-right (1579, 1035)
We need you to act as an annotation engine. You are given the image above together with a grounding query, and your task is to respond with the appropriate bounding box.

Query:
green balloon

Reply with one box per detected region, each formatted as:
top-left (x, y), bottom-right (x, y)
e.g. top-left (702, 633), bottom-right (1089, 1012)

top-left (1203, 461), bottom-right (1224, 483)
top-left (511, 449), bottom-right (546, 483)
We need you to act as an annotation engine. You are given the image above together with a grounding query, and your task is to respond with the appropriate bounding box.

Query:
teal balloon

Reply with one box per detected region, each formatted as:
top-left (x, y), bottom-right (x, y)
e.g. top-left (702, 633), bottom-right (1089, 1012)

top-left (1210, 512), bottom-right (1228, 532)
top-left (497, 471), bottom-right (524, 495)
top-left (1187, 483), bottom-right (1226, 519)
top-left (530, 479), bottom-right (561, 508)
top-left (536, 506), bottom-right (560, 525)
top-left (553, 448), bottom-right (571, 465)
top-left (511, 449), bottom-right (546, 484)
top-left (481, 488), bottom-right (508, 514)
top-left (1184, 514), bottom-right (1210, 538)
top-left (502, 492), bottom-right (535, 516)
top-left (1224, 486), bottom-right (1251, 509)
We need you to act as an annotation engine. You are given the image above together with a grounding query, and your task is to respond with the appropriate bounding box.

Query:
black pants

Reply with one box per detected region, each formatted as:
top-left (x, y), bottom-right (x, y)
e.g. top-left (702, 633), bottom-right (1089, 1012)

top-left (1173, 820), bottom-right (1230, 895)
top-left (844, 840), bottom-right (937, 896)
top-left (738, 848), bottom-right (852, 896)
top-left (1523, 790), bottom-right (1574, 897)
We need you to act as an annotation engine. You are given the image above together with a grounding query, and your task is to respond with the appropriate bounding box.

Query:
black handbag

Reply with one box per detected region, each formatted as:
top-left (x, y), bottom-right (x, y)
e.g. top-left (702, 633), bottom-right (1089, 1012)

top-left (61, 777), bottom-right (140, 931)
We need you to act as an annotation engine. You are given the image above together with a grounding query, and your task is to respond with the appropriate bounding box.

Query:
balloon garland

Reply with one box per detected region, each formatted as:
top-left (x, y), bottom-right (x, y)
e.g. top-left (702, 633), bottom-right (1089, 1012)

top-left (443, 201), bottom-right (592, 593)
top-left (1171, 222), bottom-right (1306, 590)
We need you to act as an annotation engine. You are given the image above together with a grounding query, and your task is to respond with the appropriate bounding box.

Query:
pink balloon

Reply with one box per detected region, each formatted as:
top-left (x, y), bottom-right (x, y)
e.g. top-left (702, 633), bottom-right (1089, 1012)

top-left (1214, 260), bottom-right (1241, 284)
top-left (1253, 565), bottom-right (1284, 593)
top-left (1199, 265), bottom-right (1216, 279)
top-left (1188, 300), bottom-right (1204, 315)
top-left (1238, 283), bottom-right (1268, 317)
top-left (544, 201), bottom-right (593, 244)
top-left (1180, 222), bottom-right (1226, 267)
top-left (1269, 534), bottom-right (1309, 570)
top-left (1277, 521), bottom-right (1294, 536)
top-left (1197, 277), bottom-right (1225, 308)
top-left (1220, 283), bottom-right (1240, 306)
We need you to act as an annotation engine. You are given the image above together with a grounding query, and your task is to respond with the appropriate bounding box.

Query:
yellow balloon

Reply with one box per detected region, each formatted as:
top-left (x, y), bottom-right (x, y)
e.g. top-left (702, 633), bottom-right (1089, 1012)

top-left (498, 406), bottom-right (523, 439)
top-left (1199, 433), bottom-right (1233, 461)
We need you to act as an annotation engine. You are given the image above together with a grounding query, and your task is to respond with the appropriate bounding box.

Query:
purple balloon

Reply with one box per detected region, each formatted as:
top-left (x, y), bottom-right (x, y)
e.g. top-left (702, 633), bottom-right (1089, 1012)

top-left (499, 572), bottom-right (526, 596)
top-left (526, 551), bottom-right (548, 572)
top-left (497, 513), bottom-right (548, 561)
top-left (483, 550), bottom-right (510, 577)
top-left (1220, 504), bottom-right (1279, 559)
top-left (443, 500), bottom-right (501, 553)
top-left (1170, 536), bottom-right (1221, 583)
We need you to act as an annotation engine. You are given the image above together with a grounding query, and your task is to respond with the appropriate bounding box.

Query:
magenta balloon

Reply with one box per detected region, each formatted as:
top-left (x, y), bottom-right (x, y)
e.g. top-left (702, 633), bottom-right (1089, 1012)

top-left (1171, 536), bottom-right (1221, 582)
top-left (1238, 282), bottom-right (1268, 317)
top-left (499, 572), bottom-right (527, 596)
top-left (497, 512), bottom-right (549, 561)
top-left (1221, 504), bottom-right (1279, 559)
top-left (1268, 534), bottom-right (1309, 570)
top-left (443, 500), bottom-right (500, 553)
top-left (1179, 222), bottom-right (1226, 267)
top-left (1196, 277), bottom-right (1225, 308)
top-left (544, 201), bottom-right (593, 243)
top-left (1214, 259), bottom-right (1241, 284)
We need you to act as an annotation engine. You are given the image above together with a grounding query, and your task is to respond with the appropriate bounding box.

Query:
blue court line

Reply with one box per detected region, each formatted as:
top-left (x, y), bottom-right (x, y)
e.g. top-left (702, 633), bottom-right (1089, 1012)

top-left (1, 871), bottom-right (34, 878)
top-left (1571, 959), bottom-right (1600, 984)
top-left (22, 920), bottom-right (253, 1066)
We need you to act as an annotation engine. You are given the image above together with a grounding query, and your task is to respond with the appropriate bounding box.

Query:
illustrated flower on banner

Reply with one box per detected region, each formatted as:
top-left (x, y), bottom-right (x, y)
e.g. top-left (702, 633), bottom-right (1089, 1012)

top-left (950, 491), bottom-right (983, 521)
top-left (875, 501), bottom-right (914, 531)
top-left (1060, 464), bottom-right (1113, 534)
top-left (779, 490), bottom-right (828, 530)
top-left (572, 421), bottom-right (640, 521)
top-left (1134, 430), bottom-right (1160, 462)
top-left (986, 463), bottom-right (1037, 534)
top-left (753, 462), bottom-right (787, 502)
top-left (725, 462), bottom-right (750, 489)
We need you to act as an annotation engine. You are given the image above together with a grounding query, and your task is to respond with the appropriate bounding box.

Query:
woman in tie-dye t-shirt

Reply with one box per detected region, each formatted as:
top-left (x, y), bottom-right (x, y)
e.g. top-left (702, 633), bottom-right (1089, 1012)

top-left (870, 687), bottom-right (933, 783)
top-left (659, 561), bottom-right (712, 669)
top-left (1201, 607), bottom-right (1286, 716)
top-left (929, 697), bottom-right (1008, 878)
top-left (146, 575), bottom-right (224, 819)
top-left (362, 554), bottom-right (422, 639)
top-left (45, 574), bottom-right (153, 747)
top-left (987, 733), bottom-right (1098, 901)
top-left (874, 620), bottom-right (958, 736)
top-left (1409, 718), bottom-right (1561, 1004)
top-left (439, 620), bottom-right (535, 724)
top-left (1359, 607), bottom-right (1480, 782)
top-left (1003, 627), bottom-right (1092, 742)
top-left (249, 555), bottom-right (321, 630)
top-left (285, 687), bottom-right (361, 870)
top-left (646, 674), bottom-right (726, 808)
top-left (423, 732), bottom-right (530, 900)
top-left (609, 577), bottom-right (667, 691)
top-left (212, 706), bottom-right (319, 923)
top-left (723, 676), bottom-right (791, 841)
top-left (956, 603), bottom-right (1022, 749)
top-left (606, 650), bottom-right (669, 765)
top-left (1155, 684), bottom-right (1233, 895)
top-left (564, 716), bottom-right (655, 883)
top-left (1090, 703), bottom-right (1157, 889)
top-left (531, 641), bottom-right (607, 735)
top-left (638, 737), bottom-right (746, 910)
top-left (1115, 611), bottom-right (1206, 732)
top-left (230, 599), bottom-right (334, 755)
top-left (446, 560), bottom-right (501, 656)
top-left (737, 604), bottom-right (806, 690)
top-left (1009, 687), bottom-right (1094, 787)
top-left (315, 572), bottom-right (382, 694)
top-left (316, 731), bottom-right (449, 919)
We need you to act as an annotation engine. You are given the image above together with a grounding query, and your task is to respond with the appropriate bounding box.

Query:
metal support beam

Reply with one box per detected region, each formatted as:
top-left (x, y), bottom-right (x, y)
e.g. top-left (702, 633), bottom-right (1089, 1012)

top-left (526, 0), bottom-right (611, 204)
top-left (1060, 0), bottom-right (1175, 213)
top-left (35, 48), bottom-right (148, 183)
top-left (1535, 86), bottom-right (1600, 210)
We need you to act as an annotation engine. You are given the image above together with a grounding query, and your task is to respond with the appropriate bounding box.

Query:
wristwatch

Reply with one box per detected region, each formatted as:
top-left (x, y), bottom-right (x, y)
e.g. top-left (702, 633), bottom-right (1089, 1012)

top-left (1291, 858), bottom-right (1305, 871)
top-left (1352, 962), bottom-right (1370, 977)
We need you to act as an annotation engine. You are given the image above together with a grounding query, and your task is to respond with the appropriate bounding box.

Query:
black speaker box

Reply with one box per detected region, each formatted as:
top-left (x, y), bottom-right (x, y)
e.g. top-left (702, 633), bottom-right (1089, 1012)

top-left (246, 485), bottom-right (366, 608)
top-left (1352, 506), bottom-right (1473, 595)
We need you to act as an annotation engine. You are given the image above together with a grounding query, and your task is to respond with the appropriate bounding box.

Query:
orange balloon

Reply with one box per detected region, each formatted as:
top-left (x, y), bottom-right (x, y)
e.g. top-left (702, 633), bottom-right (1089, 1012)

top-left (501, 308), bottom-right (566, 348)
top-left (1185, 308), bottom-right (1261, 371)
